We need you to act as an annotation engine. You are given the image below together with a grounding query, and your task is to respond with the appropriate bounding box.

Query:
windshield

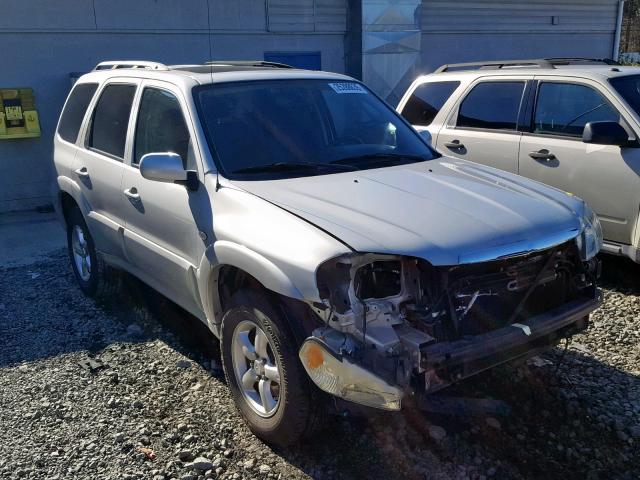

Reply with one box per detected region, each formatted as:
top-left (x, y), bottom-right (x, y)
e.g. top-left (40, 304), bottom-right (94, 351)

top-left (194, 79), bottom-right (438, 179)
top-left (610, 75), bottom-right (640, 116)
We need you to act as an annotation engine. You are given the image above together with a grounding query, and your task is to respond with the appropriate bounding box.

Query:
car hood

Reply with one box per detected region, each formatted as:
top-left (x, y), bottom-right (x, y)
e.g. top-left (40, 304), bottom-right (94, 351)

top-left (229, 158), bottom-right (585, 265)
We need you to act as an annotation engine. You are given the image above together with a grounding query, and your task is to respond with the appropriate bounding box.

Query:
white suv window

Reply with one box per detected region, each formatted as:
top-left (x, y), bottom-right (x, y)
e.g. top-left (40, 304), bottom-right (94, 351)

top-left (133, 87), bottom-right (194, 169)
top-left (533, 82), bottom-right (620, 138)
top-left (457, 82), bottom-right (525, 131)
top-left (88, 84), bottom-right (136, 160)
top-left (402, 81), bottom-right (460, 126)
top-left (58, 83), bottom-right (98, 144)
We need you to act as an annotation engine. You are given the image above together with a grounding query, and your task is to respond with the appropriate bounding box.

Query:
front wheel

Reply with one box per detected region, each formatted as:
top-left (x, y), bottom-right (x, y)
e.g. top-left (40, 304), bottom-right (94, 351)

top-left (66, 207), bottom-right (120, 298)
top-left (220, 290), bottom-right (319, 447)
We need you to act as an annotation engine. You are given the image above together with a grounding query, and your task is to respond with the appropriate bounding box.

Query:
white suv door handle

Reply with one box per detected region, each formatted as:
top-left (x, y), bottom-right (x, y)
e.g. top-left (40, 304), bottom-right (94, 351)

top-left (444, 140), bottom-right (465, 150)
top-left (74, 167), bottom-right (90, 178)
top-left (124, 187), bottom-right (140, 200)
top-left (529, 149), bottom-right (556, 161)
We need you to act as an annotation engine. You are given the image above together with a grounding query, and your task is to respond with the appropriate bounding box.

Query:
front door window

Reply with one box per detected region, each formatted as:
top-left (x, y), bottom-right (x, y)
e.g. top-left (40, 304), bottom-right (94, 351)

top-left (533, 82), bottom-right (620, 138)
top-left (134, 87), bottom-right (194, 170)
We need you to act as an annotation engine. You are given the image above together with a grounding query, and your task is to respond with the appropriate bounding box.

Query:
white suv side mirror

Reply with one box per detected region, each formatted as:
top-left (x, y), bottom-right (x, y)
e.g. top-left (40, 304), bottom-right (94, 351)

top-left (418, 129), bottom-right (432, 145)
top-left (140, 152), bottom-right (199, 191)
top-left (139, 153), bottom-right (187, 182)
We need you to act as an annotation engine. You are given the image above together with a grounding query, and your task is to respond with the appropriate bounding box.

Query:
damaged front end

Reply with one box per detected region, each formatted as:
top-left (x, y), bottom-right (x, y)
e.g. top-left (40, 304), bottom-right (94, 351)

top-left (300, 243), bottom-right (601, 411)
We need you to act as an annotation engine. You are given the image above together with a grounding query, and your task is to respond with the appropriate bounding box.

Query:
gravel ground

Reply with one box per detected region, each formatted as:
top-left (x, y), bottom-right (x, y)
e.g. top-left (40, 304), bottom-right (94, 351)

top-left (0, 249), bottom-right (638, 480)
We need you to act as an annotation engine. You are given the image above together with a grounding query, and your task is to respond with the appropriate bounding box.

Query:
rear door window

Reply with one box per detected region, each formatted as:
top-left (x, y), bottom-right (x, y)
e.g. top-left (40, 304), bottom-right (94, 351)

top-left (533, 82), bottom-right (620, 138)
top-left (457, 82), bottom-right (526, 131)
top-left (57, 83), bottom-right (98, 143)
top-left (88, 84), bottom-right (136, 160)
top-left (401, 81), bottom-right (460, 126)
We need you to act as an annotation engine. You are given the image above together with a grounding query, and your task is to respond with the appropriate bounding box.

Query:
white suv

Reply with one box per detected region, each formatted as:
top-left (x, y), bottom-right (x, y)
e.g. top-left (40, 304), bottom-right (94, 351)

top-left (398, 58), bottom-right (640, 262)
top-left (52, 60), bottom-right (601, 446)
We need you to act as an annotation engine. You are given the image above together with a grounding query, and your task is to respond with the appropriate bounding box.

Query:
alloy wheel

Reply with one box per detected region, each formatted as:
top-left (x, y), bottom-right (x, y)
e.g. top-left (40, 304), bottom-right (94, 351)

top-left (71, 225), bottom-right (92, 281)
top-left (231, 320), bottom-right (281, 417)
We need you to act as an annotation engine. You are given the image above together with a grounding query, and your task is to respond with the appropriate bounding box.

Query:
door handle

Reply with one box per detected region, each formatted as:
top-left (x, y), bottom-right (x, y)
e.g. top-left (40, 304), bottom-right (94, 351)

top-left (124, 187), bottom-right (140, 201)
top-left (74, 167), bottom-right (90, 178)
top-left (529, 150), bottom-right (556, 161)
top-left (444, 140), bottom-right (465, 149)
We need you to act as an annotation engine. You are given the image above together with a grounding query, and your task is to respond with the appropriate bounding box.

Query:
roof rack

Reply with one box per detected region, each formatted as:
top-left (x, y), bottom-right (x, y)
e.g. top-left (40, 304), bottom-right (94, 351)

top-left (93, 61), bottom-right (169, 71)
top-left (204, 60), bottom-right (294, 69)
top-left (435, 58), bottom-right (619, 73)
top-left (545, 57), bottom-right (620, 66)
top-left (435, 59), bottom-right (553, 73)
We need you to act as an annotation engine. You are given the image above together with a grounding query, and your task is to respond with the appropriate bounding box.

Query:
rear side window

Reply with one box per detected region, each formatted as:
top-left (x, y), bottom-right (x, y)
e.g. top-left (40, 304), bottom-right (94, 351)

top-left (57, 83), bottom-right (98, 143)
top-left (534, 82), bottom-right (620, 137)
top-left (88, 84), bottom-right (136, 159)
top-left (401, 81), bottom-right (460, 126)
top-left (457, 82), bottom-right (525, 131)
top-left (134, 88), bottom-right (194, 169)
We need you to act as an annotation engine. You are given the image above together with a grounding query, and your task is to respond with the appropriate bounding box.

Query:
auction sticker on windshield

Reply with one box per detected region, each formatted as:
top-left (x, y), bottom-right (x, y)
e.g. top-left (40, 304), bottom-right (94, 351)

top-left (329, 82), bottom-right (368, 94)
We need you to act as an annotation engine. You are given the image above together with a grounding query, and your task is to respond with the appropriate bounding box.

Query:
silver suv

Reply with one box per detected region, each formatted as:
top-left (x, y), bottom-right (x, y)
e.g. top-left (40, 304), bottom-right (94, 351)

top-left (397, 58), bottom-right (640, 263)
top-left (53, 60), bottom-right (602, 446)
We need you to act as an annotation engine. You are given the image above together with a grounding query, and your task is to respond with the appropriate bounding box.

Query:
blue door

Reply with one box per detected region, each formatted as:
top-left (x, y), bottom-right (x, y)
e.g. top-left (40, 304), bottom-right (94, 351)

top-left (264, 51), bottom-right (321, 70)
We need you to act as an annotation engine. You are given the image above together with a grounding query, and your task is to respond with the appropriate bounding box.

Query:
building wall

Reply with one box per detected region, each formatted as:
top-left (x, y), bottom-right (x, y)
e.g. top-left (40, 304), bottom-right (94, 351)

top-left (0, 0), bottom-right (347, 212)
top-left (0, 0), bottom-right (622, 212)
top-left (361, 0), bottom-right (422, 107)
top-left (360, 0), bottom-right (621, 106)
top-left (420, 0), bottom-right (619, 70)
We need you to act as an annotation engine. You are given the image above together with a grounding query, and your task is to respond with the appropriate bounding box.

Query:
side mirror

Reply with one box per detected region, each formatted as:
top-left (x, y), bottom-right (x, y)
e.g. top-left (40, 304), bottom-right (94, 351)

top-left (139, 153), bottom-right (198, 190)
top-left (418, 129), bottom-right (433, 145)
top-left (582, 121), bottom-right (630, 147)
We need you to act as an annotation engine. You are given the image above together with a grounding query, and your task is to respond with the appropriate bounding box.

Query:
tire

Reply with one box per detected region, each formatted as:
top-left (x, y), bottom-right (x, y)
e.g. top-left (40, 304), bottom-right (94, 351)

top-left (220, 290), bottom-right (319, 447)
top-left (66, 207), bottom-right (121, 299)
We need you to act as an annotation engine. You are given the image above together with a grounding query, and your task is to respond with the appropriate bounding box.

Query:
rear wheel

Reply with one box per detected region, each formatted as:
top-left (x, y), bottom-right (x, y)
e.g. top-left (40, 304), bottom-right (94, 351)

top-left (220, 290), bottom-right (319, 447)
top-left (66, 207), bottom-right (120, 298)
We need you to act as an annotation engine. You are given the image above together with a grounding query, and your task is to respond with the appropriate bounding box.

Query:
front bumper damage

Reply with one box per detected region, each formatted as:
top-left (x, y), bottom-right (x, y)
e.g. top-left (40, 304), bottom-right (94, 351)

top-left (300, 242), bottom-right (602, 411)
top-left (418, 294), bottom-right (600, 392)
top-left (300, 294), bottom-right (600, 411)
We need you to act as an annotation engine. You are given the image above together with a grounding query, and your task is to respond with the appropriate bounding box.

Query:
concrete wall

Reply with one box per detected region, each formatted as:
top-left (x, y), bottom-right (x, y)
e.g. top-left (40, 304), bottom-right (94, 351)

top-left (0, 0), bottom-right (347, 212)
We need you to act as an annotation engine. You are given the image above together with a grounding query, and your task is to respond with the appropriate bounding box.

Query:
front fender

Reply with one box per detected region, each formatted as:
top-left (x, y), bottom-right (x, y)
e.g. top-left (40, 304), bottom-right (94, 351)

top-left (196, 241), bottom-right (305, 328)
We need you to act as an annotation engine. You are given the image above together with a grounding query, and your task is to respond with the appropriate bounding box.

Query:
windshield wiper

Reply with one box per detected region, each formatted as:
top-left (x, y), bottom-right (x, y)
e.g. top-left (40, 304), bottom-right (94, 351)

top-left (330, 153), bottom-right (428, 167)
top-left (231, 161), bottom-right (358, 174)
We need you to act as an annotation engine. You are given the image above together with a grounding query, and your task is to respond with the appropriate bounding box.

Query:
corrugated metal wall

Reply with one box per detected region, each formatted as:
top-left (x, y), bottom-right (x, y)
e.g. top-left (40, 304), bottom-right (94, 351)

top-left (0, 0), bottom-right (622, 212)
top-left (0, 0), bottom-right (347, 213)
top-left (267, 0), bottom-right (347, 32)
top-left (363, 0), bottom-right (620, 106)
top-left (417, 0), bottom-right (620, 78)
top-left (316, 0), bottom-right (349, 32)
top-left (421, 0), bottom-right (618, 33)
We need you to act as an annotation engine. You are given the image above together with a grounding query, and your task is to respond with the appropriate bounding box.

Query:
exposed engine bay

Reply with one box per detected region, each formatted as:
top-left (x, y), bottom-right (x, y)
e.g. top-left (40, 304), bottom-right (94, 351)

top-left (311, 242), bottom-right (600, 399)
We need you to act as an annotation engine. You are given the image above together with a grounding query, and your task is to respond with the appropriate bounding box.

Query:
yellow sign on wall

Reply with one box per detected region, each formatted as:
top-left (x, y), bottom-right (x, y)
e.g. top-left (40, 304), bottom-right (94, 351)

top-left (0, 88), bottom-right (41, 139)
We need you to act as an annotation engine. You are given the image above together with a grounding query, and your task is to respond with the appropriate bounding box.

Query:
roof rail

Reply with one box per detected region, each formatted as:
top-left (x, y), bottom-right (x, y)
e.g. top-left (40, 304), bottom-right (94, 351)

top-left (435, 57), bottom-right (620, 73)
top-left (435, 59), bottom-right (555, 73)
top-left (204, 60), bottom-right (294, 69)
top-left (545, 57), bottom-right (620, 66)
top-left (93, 61), bottom-right (169, 71)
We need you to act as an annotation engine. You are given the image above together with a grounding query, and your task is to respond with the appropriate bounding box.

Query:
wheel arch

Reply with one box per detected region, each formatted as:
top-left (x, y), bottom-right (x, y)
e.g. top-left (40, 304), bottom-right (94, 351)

top-left (197, 241), bottom-right (322, 342)
top-left (60, 191), bottom-right (79, 223)
top-left (55, 176), bottom-right (85, 226)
